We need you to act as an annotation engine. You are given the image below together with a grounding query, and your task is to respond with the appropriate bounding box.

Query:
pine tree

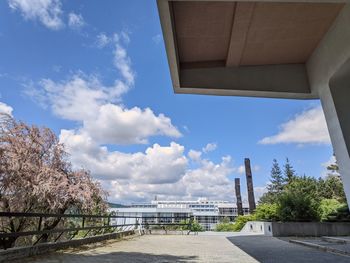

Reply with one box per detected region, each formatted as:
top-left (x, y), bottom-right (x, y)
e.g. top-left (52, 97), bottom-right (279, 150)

top-left (284, 158), bottom-right (296, 183)
top-left (267, 159), bottom-right (284, 194)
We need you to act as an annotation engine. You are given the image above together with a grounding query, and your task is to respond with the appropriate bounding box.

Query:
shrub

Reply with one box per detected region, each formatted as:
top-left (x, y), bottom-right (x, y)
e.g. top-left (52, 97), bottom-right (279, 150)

top-left (215, 217), bottom-right (235, 232)
top-left (232, 215), bottom-right (256, 231)
top-left (215, 222), bottom-right (235, 232)
top-left (325, 204), bottom-right (350, 222)
top-left (319, 199), bottom-right (343, 221)
top-left (277, 191), bottom-right (320, 222)
top-left (255, 203), bottom-right (279, 221)
top-left (179, 219), bottom-right (204, 232)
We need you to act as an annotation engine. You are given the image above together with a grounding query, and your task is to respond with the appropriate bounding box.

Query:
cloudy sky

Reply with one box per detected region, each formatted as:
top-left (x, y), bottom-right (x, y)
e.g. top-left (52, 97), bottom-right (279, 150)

top-left (0, 0), bottom-right (334, 204)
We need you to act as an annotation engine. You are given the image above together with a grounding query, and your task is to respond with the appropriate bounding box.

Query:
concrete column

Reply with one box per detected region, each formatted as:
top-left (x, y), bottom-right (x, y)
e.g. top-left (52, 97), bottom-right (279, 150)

top-left (245, 158), bottom-right (256, 212)
top-left (235, 178), bottom-right (244, 216)
top-left (306, 3), bottom-right (350, 206)
top-left (319, 58), bottom-right (350, 203)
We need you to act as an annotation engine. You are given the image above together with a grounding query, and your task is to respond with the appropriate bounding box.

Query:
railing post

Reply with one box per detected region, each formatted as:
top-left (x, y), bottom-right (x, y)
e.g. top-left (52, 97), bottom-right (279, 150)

top-left (107, 215), bottom-right (111, 233)
top-left (135, 218), bottom-right (139, 230)
top-left (188, 216), bottom-right (194, 235)
top-left (37, 216), bottom-right (42, 231)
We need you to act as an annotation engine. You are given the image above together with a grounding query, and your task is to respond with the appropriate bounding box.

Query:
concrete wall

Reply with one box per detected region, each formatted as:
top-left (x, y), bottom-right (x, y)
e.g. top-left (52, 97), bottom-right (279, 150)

top-left (240, 221), bottom-right (273, 236)
top-left (271, 222), bottom-right (350, 237)
top-left (0, 230), bottom-right (135, 263)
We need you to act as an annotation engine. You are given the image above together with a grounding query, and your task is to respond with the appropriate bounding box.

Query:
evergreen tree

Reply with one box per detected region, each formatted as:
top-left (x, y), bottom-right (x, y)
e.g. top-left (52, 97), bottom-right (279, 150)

top-left (267, 159), bottom-right (284, 194)
top-left (284, 158), bottom-right (296, 183)
top-left (318, 175), bottom-right (346, 203)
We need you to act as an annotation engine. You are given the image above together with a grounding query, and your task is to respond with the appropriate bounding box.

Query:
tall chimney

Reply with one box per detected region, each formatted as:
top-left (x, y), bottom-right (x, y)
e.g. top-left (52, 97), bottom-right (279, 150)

top-left (234, 178), bottom-right (244, 216)
top-left (245, 158), bottom-right (256, 212)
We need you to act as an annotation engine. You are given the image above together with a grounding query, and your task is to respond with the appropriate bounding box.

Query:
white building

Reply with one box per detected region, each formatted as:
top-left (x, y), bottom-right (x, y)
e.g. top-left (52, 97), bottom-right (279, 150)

top-left (110, 198), bottom-right (249, 231)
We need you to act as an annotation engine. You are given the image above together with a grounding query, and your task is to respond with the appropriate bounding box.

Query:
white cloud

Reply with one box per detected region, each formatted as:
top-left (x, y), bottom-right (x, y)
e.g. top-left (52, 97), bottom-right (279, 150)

top-left (152, 34), bottom-right (162, 44)
top-left (29, 74), bottom-right (181, 145)
top-left (68, 12), bottom-right (84, 30)
top-left (259, 106), bottom-right (331, 145)
top-left (113, 34), bottom-right (135, 86)
top-left (8, 0), bottom-right (64, 30)
top-left (237, 164), bottom-right (260, 175)
top-left (35, 74), bottom-right (129, 121)
top-left (202, 142), bottom-right (217, 153)
top-left (253, 165), bottom-right (261, 172)
top-left (0, 102), bottom-right (13, 116)
top-left (102, 154), bottom-right (236, 203)
top-left (188, 142), bottom-right (219, 163)
top-left (120, 31), bottom-right (130, 44)
top-left (59, 128), bottom-right (241, 203)
top-left (321, 155), bottom-right (339, 178)
top-left (238, 165), bottom-right (245, 174)
top-left (95, 31), bottom-right (135, 85)
top-left (60, 131), bottom-right (187, 184)
top-left (96, 33), bottom-right (110, 48)
top-left (254, 186), bottom-right (268, 202)
top-left (24, 30), bottom-right (243, 203)
top-left (188, 149), bottom-right (202, 162)
top-left (84, 104), bottom-right (181, 144)
top-left (181, 156), bottom-right (234, 199)
top-left (27, 32), bottom-right (180, 145)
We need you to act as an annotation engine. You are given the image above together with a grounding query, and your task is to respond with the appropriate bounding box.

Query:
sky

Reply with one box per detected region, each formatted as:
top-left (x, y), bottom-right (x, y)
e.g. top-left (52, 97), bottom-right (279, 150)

top-left (0, 0), bottom-right (334, 204)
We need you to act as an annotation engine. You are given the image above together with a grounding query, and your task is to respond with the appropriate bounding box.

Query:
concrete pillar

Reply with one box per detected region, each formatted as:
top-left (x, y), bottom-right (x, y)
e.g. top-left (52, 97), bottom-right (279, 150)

top-left (305, 3), bottom-right (350, 207)
top-left (244, 158), bottom-right (256, 212)
top-left (235, 178), bottom-right (244, 216)
top-left (319, 58), bottom-right (350, 203)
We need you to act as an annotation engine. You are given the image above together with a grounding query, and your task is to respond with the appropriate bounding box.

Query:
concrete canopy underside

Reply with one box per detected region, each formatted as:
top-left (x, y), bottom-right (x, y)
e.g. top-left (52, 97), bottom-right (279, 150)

top-left (158, 0), bottom-right (350, 205)
top-left (158, 0), bottom-right (344, 98)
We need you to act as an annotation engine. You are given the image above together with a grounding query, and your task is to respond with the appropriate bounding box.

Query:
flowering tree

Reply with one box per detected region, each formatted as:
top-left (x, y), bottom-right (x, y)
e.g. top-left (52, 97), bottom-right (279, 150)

top-left (0, 113), bottom-right (107, 247)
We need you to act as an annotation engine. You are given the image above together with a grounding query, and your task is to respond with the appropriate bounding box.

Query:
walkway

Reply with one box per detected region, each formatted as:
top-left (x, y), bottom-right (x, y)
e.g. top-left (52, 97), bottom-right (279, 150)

top-left (20, 234), bottom-right (258, 263)
top-left (18, 234), bottom-right (350, 263)
top-left (228, 235), bottom-right (350, 263)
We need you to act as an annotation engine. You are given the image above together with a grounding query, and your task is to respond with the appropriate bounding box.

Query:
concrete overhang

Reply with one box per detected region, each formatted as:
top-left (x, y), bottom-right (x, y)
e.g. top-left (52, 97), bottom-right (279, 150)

top-left (157, 0), bottom-right (345, 99)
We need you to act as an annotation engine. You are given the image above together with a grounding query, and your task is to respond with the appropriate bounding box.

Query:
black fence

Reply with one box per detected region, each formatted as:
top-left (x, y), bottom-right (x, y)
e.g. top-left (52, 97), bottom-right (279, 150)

top-left (0, 212), bottom-right (194, 249)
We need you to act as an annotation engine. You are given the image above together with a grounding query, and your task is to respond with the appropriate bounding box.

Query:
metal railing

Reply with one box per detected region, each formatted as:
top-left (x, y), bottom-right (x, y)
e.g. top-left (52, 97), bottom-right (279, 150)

top-left (0, 212), bottom-right (194, 249)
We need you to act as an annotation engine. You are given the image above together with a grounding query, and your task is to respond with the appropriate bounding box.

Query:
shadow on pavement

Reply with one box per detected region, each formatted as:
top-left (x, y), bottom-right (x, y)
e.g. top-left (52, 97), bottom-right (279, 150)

top-left (227, 235), bottom-right (350, 263)
top-left (18, 251), bottom-right (198, 263)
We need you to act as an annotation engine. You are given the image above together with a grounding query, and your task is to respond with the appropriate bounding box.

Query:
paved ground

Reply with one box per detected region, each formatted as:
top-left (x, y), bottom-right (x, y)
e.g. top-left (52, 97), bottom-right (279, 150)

top-left (302, 238), bottom-right (350, 254)
top-left (20, 235), bottom-right (259, 263)
top-left (17, 234), bottom-right (350, 263)
top-left (228, 235), bottom-right (350, 263)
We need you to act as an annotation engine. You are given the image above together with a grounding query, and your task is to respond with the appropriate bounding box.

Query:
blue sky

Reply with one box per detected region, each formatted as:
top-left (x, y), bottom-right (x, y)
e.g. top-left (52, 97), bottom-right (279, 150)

top-left (0, 0), bottom-right (334, 204)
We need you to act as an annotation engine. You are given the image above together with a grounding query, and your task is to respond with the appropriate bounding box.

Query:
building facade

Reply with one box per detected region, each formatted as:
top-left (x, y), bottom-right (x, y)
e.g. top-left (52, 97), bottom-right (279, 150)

top-left (110, 198), bottom-right (249, 231)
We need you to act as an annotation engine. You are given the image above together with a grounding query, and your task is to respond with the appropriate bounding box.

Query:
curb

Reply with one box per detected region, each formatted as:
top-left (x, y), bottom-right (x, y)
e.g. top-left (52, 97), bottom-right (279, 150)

top-left (321, 236), bottom-right (350, 244)
top-left (289, 239), bottom-right (350, 257)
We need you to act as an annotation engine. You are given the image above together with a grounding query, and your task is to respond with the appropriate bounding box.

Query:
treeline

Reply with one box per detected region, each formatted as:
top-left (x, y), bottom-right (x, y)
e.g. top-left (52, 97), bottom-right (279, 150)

top-left (216, 158), bottom-right (348, 232)
top-left (258, 158), bottom-right (347, 222)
